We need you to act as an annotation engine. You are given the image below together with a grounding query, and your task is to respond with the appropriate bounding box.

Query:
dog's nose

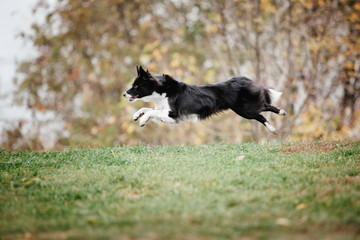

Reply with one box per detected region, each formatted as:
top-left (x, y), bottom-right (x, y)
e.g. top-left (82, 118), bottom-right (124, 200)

top-left (123, 92), bottom-right (126, 97)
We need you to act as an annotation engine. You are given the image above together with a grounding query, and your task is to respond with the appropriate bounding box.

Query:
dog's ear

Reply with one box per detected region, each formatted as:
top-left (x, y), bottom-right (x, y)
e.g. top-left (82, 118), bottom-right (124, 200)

top-left (138, 66), bottom-right (148, 77)
top-left (138, 65), bottom-right (158, 82)
top-left (136, 66), bottom-right (140, 75)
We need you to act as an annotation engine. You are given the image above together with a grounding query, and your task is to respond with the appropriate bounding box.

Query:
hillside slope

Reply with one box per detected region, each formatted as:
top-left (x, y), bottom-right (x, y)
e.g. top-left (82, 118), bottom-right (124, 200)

top-left (1, 141), bottom-right (359, 239)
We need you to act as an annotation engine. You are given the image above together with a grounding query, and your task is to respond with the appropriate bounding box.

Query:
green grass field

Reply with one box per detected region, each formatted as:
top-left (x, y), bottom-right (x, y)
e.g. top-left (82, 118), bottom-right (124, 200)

top-left (1, 141), bottom-right (360, 239)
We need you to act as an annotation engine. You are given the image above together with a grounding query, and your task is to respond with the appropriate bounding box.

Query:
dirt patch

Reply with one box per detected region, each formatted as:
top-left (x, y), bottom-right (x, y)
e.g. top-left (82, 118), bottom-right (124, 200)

top-left (280, 140), bottom-right (358, 154)
top-left (336, 175), bottom-right (360, 184)
top-left (2, 231), bottom-right (71, 240)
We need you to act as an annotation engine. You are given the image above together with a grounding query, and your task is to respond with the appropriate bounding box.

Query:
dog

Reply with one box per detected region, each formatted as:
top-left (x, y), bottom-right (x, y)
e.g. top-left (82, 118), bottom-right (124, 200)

top-left (123, 66), bottom-right (286, 134)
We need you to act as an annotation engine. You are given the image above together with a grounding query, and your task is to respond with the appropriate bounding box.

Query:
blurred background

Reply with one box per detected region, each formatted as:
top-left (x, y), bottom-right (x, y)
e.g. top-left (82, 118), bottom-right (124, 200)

top-left (0, 0), bottom-right (359, 150)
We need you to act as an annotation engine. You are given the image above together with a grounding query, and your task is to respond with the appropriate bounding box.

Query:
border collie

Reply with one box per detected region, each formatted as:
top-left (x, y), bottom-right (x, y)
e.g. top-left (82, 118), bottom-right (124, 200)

top-left (123, 66), bottom-right (286, 134)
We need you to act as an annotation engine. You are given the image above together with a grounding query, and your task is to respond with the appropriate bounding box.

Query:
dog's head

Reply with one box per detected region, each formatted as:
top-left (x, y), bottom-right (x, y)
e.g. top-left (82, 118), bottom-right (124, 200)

top-left (123, 66), bottom-right (159, 102)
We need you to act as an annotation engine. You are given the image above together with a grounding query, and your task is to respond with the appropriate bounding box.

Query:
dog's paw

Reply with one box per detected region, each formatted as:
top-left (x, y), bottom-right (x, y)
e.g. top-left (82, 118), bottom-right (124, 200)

top-left (269, 128), bottom-right (278, 135)
top-left (139, 116), bottom-right (150, 127)
top-left (265, 122), bottom-right (277, 135)
top-left (133, 111), bottom-right (144, 121)
top-left (279, 109), bottom-right (287, 116)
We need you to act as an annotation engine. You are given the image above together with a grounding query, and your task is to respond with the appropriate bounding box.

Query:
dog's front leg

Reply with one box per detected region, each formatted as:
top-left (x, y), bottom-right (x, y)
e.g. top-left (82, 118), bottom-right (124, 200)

top-left (139, 110), bottom-right (154, 127)
top-left (133, 108), bottom-right (153, 121)
top-left (139, 110), bottom-right (176, 127)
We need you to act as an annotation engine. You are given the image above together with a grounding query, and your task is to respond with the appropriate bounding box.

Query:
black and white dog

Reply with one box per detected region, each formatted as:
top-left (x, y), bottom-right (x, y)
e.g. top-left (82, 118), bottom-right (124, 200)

top-left (123, 66), bottom-right (286, 134)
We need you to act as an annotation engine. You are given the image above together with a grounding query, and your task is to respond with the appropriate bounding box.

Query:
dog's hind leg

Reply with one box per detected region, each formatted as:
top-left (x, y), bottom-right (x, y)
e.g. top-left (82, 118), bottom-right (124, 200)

top-left (253, 114), bottom-right (277, 135)
top-left (263, 104), bottom-right (287, 116)
top-left (231, 107), bottom-right (278, 135)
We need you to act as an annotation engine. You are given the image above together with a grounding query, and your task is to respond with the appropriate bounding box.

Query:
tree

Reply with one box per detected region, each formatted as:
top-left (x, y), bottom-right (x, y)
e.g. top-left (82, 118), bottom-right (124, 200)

top-left (3, 0), bottom-right (359, 149)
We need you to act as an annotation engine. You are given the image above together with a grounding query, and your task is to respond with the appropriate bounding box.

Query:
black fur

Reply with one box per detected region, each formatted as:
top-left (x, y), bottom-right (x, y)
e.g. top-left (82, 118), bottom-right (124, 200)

top-left (124, 66), bottom-right (285, 133)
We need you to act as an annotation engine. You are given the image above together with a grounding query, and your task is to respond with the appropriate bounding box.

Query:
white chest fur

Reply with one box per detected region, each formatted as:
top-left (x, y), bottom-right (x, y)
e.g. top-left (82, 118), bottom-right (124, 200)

top-left (136, 92), bottom-right (176, 126)
top-left (141, 92), bottom-right (199, 123)
top-left (141, 92), bottom-right (171, 111)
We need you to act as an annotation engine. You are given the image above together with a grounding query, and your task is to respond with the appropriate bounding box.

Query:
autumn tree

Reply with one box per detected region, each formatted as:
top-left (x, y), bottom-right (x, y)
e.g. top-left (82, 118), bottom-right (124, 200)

top-left (3, 0), bottom-right (359, 149)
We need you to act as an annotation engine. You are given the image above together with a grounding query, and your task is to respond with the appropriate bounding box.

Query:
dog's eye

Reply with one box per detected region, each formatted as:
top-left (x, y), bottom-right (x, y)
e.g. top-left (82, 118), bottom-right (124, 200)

top-left (134, 85), bottom-right (138, 89)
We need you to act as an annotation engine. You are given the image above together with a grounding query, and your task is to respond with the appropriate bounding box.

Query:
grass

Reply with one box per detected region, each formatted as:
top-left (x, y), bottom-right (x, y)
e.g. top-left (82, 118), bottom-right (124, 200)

top-left (1, 140), bottom-right (359, 239)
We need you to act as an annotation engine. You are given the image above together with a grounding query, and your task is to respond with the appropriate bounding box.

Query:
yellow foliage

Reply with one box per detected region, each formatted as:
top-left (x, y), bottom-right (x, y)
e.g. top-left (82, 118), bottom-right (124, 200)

top-left (261, 0), bottom-right (277, 14)
top-left (355, 3), bottom-right (360, 11)
top-left (175, 69), bottom-right (184, 77)
top-left (108, 115), bottom-right (116, 124)
top-left (139, 54), bottom-right (151, 65)
top-left (126, 124), bottom-right (135, 135)
top-left (90, 126), bottom-right (98, 135)
top-left (299, 0), bottom-right (313, 9)
top-left (205, 24), bottom-right (218, 34)
top-left (121, 121), bottom-right (134, 135)
top-left (340, 125), bottom-right (350, 137)
top-left (292, 102), bottom-right (357, 141)
top-left (183, 77), bottom-right (191, 84)
top-left (87, 71), bottom-right (96, 81)
top-left (353, 109), bottom-right (360, 122)
top-left (204, 69), bottom-right (216, 83)
top-left (249, 67), bottom-right (255, 74)
top-left (11, 0), bottom-right (360, 150)
top-left (152, 49), bottom-right (162, 61)
top-left (65, 122), bottom-right (72, 130)
top-left (317, 25), bottom-right (324, 32)
top-left (143, 40), bottom-right (159, 53)
top-left (148, 62), bottom-right (157, 71)
top-left (292, 104), bottom-right (327, 140)
top-left (160, 45), bottom-right (169, 54)
top-left (189, 65), bottom-right (198, 74)
top-left (188, 55), bottom-right (196, 65)
top-left (345, 61), bottom-right (354, 70)
top-left (348, 12), bottom-right (359, 22)
top-left (121, 121), bottom-right (129, 131)
top-left (170, 53), bottom-right (181, 68)
top-left (177, 26), bottom-right (186, 37)
top-left (211, 13), bottom-right (222, 23)
top-left (309, 41), bottom-right (320, 52)
top-left (195, 127), bottom-right (206, 145)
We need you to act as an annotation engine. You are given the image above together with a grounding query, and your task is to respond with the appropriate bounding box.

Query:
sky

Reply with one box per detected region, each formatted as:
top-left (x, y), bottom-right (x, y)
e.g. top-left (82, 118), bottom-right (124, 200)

top-left (0, 0), bottom-right (57, 145)
top-left (0, 0), bottom-right (56, 120)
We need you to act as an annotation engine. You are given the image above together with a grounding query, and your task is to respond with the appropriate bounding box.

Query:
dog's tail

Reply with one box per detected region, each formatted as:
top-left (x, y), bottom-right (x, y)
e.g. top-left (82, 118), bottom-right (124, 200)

top-left (267, 88), bottom-right (282, 104)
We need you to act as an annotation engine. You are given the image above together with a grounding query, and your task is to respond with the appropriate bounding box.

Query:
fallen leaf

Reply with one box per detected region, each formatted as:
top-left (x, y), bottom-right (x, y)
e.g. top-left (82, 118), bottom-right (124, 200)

top-left (296, 203), bottom-right (307, 210)
top-left (25, 232), bottom-right (32, 239)
top-left (276, 218), bottom-right (290, 226)
top-left (236, 155), bottom-right (245, 161)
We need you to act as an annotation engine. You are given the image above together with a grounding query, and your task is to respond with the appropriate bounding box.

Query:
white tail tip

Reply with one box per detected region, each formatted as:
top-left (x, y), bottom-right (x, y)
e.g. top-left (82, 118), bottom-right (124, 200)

top-left (268, 89), bottom-right (282, 104)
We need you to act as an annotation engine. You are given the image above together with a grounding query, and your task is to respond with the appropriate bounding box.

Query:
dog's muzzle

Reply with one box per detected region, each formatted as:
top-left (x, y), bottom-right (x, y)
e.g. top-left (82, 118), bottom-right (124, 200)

top-left (123, 92), bottom-right (138, 102)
